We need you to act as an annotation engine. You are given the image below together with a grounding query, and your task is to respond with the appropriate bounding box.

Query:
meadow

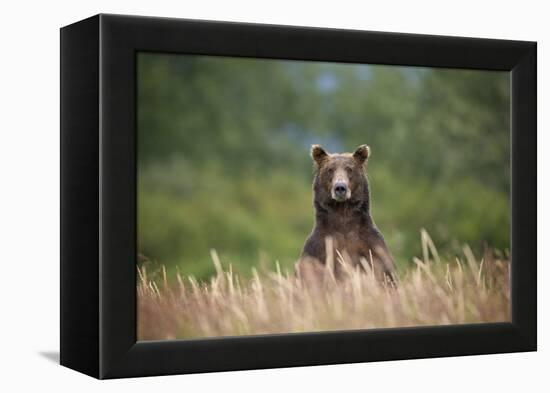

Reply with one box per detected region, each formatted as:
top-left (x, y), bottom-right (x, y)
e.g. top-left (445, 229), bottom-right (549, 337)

top-left (137, 232), bottom-right (510, 340)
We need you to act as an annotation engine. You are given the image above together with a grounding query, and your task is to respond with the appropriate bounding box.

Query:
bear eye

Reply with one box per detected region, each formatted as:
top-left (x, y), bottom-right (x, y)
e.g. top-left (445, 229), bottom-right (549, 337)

top-left (326, 168), bottom-right (335, 176)
top-left (345, 166), bottom-right (353, 174)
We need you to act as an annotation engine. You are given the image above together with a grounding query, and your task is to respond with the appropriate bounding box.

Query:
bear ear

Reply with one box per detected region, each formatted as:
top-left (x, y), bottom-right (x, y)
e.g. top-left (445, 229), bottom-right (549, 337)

top-left (311, 144), bottom-right (329, 166)
top-left (353, 144), bottom-right (370, 164)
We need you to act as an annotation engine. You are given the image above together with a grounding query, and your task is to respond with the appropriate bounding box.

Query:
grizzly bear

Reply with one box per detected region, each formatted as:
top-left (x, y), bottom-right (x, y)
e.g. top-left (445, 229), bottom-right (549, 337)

top-left (298, 144), bottom-right (396, 283)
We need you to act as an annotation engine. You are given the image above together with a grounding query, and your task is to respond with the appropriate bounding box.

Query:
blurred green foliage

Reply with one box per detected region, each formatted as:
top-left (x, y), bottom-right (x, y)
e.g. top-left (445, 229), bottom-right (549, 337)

top-left (138, 53), bottom-right (510, 278)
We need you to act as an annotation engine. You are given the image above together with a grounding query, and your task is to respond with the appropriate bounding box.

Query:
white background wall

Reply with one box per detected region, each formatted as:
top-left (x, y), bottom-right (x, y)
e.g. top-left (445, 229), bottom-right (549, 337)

top-left (0, 0), bottom-right (546, 390)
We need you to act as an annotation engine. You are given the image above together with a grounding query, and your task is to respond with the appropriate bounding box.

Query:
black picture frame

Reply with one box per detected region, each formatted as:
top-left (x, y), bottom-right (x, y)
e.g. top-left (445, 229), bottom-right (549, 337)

top-left (60, 14), bottom-right (536, 379)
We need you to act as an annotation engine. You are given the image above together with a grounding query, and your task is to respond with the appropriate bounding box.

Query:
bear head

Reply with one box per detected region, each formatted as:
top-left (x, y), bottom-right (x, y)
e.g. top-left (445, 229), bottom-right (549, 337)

top-left (311, 144), bottom-right (370, 205)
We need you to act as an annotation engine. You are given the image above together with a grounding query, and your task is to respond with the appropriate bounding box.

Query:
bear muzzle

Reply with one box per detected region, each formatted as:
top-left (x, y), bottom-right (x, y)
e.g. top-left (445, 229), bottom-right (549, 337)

top-left (332, 181), bottom-right (350, 202)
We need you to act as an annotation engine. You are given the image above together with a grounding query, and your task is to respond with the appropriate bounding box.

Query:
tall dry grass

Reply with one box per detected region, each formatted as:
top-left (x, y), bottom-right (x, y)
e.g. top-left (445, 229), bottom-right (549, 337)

top-left (137, 231), bottom-right (510, 341)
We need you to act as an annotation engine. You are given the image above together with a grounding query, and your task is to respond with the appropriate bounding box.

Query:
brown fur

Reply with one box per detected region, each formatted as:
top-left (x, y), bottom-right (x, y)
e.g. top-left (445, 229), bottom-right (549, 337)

top-left (298, 144), bottom-right (396, 283)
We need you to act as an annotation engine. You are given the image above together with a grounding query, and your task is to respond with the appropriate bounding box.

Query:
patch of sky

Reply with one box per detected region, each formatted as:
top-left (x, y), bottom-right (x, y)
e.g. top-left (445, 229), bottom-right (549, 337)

top-left (401, 67), bottom-right (426, 86)
top-left (316, 72), bottom-right (339, 92)
top-left (277, 122), bottom-right (344, 153)
top-left (354, 64), bottom-right (372, 81)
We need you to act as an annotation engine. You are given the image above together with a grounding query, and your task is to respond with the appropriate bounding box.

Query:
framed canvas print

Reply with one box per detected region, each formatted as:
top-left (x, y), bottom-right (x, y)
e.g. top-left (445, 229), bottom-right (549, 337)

top-left (60, 14), bottom-right (536, 379)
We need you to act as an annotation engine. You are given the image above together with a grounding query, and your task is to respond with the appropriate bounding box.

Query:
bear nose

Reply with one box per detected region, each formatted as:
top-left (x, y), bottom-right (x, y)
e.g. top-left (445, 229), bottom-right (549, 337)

top-left (334, 183), bottom-right (347, 195)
